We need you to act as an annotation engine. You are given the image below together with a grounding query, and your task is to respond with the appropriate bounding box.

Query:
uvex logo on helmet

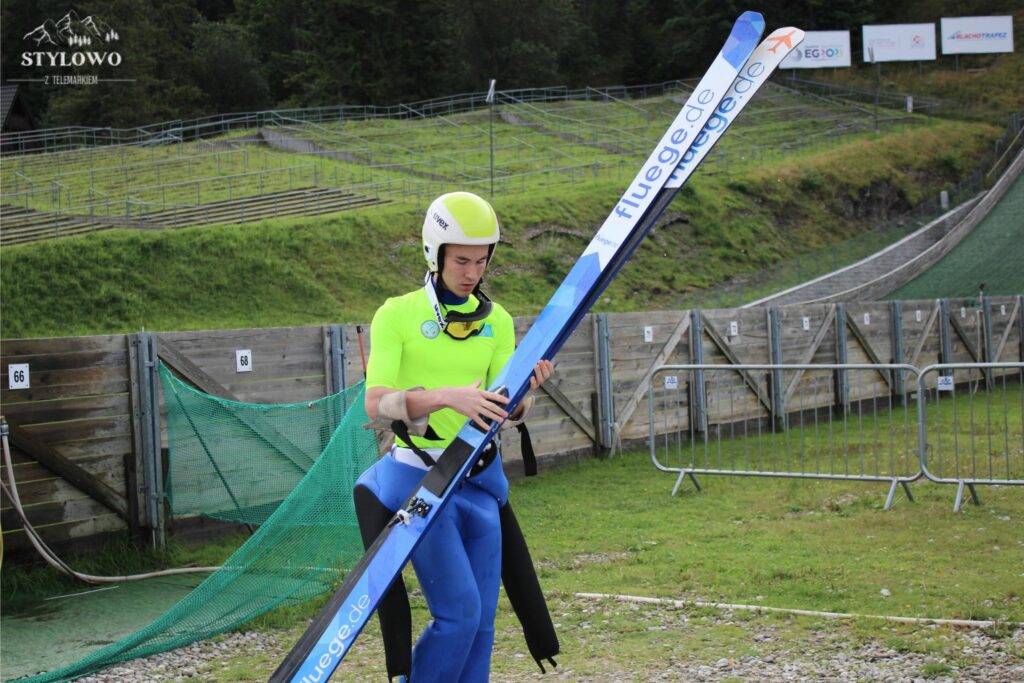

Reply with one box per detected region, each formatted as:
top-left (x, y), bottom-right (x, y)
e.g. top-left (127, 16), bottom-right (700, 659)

top-left (432, 212), bottom-right (449, 230)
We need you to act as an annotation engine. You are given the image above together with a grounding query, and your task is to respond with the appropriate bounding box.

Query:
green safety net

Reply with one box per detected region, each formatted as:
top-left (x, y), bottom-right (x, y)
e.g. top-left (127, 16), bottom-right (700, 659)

top-left (161, 364), bottom-right (351, 525)
top-left (18, 364), bottom-right (378, 682)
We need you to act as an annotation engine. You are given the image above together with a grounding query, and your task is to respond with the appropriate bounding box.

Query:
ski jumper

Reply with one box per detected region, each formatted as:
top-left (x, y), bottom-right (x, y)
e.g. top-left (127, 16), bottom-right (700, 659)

top-left (357, 282), bottom-right (512, 683)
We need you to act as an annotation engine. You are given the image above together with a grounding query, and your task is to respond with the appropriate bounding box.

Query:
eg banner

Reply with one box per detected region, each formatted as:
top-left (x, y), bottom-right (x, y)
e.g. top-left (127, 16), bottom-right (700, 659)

top-left (862, 24), bottom-right (937, 62)
top-left (779, 31), bottom-right (852, 69)
top-left (941, 16), bottom-right (1015, 55)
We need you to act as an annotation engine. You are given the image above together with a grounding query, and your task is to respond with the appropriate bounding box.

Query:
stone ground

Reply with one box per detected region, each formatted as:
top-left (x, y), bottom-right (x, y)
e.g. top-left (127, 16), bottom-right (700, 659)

top-left (66, 603), bottom-right (1024, 683)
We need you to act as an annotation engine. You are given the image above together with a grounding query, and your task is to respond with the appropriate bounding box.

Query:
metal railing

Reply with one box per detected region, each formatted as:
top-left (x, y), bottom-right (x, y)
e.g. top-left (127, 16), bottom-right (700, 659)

top-left (917, 363), bottom-right (1024, 511)
top-left (647, 362), bottom-right (1023, 511)
top-left (0, 74), bottom-right (952, 156)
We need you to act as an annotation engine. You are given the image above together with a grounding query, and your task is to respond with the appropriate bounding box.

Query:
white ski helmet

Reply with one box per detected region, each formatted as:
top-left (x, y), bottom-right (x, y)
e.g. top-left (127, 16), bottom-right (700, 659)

top-left (422, 191), bottom-right (500, 273)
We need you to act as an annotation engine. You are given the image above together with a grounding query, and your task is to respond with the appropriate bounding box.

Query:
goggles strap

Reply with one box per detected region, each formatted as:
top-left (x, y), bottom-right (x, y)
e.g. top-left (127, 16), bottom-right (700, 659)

top-left (423, 272), bottom-right (492, 336)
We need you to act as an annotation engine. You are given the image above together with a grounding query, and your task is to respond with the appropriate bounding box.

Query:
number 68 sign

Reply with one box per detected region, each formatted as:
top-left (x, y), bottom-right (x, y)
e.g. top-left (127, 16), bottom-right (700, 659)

top-left (235, 350), bottom-right (253, 373)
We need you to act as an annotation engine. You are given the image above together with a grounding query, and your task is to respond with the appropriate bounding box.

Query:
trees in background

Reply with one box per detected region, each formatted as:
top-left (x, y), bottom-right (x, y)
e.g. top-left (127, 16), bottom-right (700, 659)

top-left (7, 0), bottom-right (1010, 128)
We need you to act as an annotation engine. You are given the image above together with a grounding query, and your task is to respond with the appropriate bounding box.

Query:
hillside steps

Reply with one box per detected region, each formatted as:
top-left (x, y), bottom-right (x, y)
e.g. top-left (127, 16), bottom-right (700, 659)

top-left (1, 188), bottom-right (388, 246)
top-left (136, 187), bottom-right (387, 228)
top-left (0, 204), bottom-right (126, 246)
top-left (743, 197), bottom-right (982, 307)
top-left (259, 127), bottom-right (450, 181)
top-left (746, 147), bottom-right (1024, 306)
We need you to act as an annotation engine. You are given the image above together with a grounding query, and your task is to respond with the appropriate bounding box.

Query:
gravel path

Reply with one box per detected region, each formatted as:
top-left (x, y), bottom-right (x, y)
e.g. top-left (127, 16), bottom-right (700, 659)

top-left (68, 603), bottom-right (1023, 682)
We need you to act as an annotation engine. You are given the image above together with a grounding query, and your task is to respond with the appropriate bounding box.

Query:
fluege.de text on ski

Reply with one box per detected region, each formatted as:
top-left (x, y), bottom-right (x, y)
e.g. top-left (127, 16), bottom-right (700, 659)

top-left (612, 87), bottom-right (716, 222)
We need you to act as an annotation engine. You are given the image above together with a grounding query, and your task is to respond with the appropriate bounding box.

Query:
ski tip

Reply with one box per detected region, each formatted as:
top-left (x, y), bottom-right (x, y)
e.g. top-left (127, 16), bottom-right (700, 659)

top-left (723, 12), bottom-right (766, 69)
top-left (737, 10), bottom-right (765, 28)
top-left (758, 27), bottom-right (806, 59)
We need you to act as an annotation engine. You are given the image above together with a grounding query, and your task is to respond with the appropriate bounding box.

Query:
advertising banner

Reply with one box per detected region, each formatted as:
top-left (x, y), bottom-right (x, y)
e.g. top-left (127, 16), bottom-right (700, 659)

top-left (780, 30), bottom-right (852, 69)
top-left (863, 24), bottom-right (937, 62)
top-left (941, 16), bottom-right (1014, 55)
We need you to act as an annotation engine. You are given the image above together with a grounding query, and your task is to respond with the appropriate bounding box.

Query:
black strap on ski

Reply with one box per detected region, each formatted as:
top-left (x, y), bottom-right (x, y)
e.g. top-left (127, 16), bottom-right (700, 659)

top-left (517, 422), bottom-right (538, 477)
top-left (500, 501), bottom-right (559, 671)
top-left (390, 395), bottom-right (539, 477)
top-left (390, 420), bottom-right (443, 468)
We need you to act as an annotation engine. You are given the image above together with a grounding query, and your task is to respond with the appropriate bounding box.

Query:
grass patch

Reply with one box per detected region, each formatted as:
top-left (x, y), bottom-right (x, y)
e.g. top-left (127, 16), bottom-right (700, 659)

top-left (6, 447), bottom-right (1022, 680)
top-left (1, 120), bottom-right (1001, 339)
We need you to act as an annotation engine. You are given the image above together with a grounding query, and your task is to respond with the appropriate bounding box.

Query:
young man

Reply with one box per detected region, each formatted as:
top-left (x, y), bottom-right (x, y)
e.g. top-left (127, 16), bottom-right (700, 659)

top-left (356, 191), bottom-right (558, 682)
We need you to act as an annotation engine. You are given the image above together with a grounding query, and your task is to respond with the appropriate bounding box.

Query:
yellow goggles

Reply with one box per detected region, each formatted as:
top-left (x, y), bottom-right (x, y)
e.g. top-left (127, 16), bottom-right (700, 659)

top-left (444, 319), bottom-right (486, 340)
top-left (424, 272), bottom-right (492, 341)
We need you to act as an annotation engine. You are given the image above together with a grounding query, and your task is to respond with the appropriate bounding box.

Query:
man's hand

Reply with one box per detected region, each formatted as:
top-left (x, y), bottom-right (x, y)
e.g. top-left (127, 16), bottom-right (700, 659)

top-left (443, 379), bottom-right (510, 430)
top-left (529, 360), bottom-right (554, 391)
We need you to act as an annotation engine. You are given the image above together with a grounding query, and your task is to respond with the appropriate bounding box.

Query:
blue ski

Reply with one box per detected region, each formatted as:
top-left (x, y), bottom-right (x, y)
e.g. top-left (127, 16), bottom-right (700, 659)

top-left (271, 12), bottom-right (793, 683)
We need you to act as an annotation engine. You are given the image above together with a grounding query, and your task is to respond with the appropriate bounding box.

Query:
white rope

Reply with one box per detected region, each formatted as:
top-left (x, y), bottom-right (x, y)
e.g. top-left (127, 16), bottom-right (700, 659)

top-left (575, 592), bottom-right (1023, 629)
top-left (2, 422), bottom-right (219, 584)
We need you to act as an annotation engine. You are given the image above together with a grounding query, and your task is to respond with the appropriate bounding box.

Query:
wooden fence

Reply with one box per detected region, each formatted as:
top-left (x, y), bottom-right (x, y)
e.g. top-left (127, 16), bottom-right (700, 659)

top-left (2, 295), bottom-right (1020, 559)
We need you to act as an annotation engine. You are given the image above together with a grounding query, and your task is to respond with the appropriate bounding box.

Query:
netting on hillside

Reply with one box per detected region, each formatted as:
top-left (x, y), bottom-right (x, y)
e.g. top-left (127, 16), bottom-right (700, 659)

top-left (889, 165), bottom-right (1024, 299)
top-left (18, 372), bottom-right (378, 683)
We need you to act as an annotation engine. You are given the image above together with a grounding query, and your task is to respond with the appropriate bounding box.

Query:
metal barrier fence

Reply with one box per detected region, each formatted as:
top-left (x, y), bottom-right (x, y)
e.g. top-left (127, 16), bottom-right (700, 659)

top-left (917, 363), bottom-right (1024, 511)
top-left (647, 362), bottom-right (1023, 511)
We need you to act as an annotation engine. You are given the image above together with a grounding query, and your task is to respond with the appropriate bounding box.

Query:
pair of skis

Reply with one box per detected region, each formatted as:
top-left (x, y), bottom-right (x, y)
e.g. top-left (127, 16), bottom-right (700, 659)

top-left (272, 13), bottom-right (804, 682)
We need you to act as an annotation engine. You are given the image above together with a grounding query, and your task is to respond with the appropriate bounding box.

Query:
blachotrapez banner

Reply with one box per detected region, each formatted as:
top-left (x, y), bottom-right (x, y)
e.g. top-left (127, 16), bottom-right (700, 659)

top-left (780, 31), bottom-right (852, 69)
top-left (941, 16), bottom-right (1015, 55)
top-left (862, 23), bottom-right (937, 62)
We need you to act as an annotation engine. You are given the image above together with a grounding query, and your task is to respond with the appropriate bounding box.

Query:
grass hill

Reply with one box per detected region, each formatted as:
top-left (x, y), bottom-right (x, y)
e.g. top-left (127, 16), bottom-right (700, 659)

top-left (1, 117), bottom-right (1003, 339)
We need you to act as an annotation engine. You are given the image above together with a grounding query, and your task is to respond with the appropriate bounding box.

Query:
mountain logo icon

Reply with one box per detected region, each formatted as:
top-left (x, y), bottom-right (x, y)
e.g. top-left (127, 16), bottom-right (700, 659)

top-left (23, 10), bottom-right (119, 48)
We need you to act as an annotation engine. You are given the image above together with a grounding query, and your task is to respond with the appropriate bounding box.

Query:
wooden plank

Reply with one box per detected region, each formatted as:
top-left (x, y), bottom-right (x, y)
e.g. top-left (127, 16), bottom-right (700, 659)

top-left (700, 314), bottom-right (773, 414)
top-left (993, 297), bottom-right (1021, 362)
top-left (156, 335), bottom-right (239, 400)
top-left (0, 334), bottom-right (126, 356)
top-left (2, 350), bottom-right (126, 376)
top-left (21, 417), bottom-right (132, 444)
top-left (907, 302), bottom-right (940, 367)
top-left (127, 334), bottom-right (146, 533)
top-left (5, 420), bottom-right (128, 521)
top-left (322, 325), bottom-right (333, 395)
top-left (1, 377), bottom-right (129, 404)
top-left (1, 512), bottom-right (124, 548)
top-left (843, 310), bottom-right (892, 388)
top-left (2, 494), bottom-right (117, 529)
top-left (158, 326), bottom-right (323, 348)
top-left (0, 393), bottom-right (129, 424)
top-left (2, 449), bottom-right (128, 484)
top-left (948, 309), bottom-right (982, 363)
top-left (539, 381), bottom-right (596, 443)
top-left (782, 305), bottom-right (837, 407)
top-left (614, 312), bottom-right (690, 434)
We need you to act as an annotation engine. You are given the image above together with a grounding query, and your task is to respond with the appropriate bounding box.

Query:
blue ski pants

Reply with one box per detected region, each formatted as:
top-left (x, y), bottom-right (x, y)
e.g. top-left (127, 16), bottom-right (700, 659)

top-left (355, 452), bottom-right (503, 683)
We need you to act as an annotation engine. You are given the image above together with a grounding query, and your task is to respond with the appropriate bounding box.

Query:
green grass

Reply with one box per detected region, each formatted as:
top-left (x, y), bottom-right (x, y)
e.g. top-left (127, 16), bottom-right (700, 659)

top-left (223, 452), bottom-right (1021, 680)
top-left (0, 120), bottom-right (1002, 339)
top-left (6, 402), bottom-right (1022, 679)
top-left (654, 377), bottom-right (1023, 482)
top-left (0, 83), bottom-right (950, 219)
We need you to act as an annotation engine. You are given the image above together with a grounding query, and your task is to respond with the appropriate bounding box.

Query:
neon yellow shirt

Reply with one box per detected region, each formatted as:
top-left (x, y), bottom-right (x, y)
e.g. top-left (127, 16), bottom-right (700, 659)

top-left (366, 287), bottom-right (515, 449)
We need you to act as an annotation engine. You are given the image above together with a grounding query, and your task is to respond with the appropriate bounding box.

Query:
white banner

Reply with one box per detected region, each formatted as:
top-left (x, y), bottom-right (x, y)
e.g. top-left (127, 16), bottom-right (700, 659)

top-left (941, 16), bottom-right (1014, 54)
top-left (863, 24), bottom-right (937, 62)
top-left (780, 30), bottom-right (852, 69)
